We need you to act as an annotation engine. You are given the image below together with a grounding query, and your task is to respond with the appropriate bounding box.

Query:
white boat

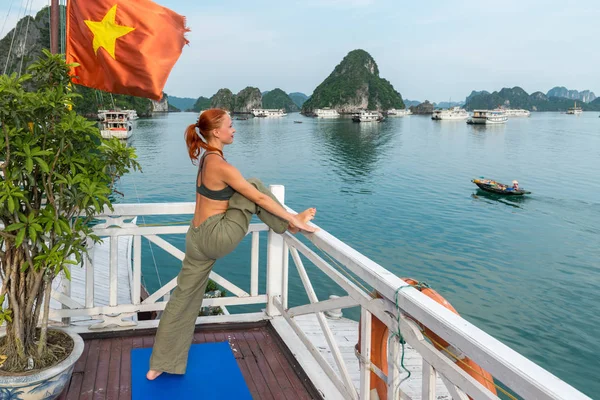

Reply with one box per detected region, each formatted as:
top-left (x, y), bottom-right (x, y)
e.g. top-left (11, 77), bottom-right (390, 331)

top-left (503, 109), bottom-right (531, 117)
top-left (431, 106), bottom-right (469, 120)
top-left (566, 102), bottom-right (583, 115)
top-left (124, 109), bottom-right (139, 120)
top-left (99, 111), bottom-right (133, 139)
top-left (387, 108), bottom-right (411, 117)
top-left (251, 108), bottom-right (287, 117)
top-left (314, 108), bottom-right (339, 118)
top-left (352, 110), bottom-right (383, 122)
top-left (467, 110), bottom-right (508, 125)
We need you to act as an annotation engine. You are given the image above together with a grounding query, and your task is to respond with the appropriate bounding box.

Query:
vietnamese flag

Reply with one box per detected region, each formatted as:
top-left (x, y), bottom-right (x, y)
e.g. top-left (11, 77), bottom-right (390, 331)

top-left (66, 0), bottom-right (189, 100)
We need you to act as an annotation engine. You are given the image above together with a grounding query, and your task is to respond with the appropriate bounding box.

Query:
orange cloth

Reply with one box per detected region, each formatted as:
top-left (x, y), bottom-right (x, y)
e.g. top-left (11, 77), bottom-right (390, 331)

top-left (66, 0), bottom-right (189, 100)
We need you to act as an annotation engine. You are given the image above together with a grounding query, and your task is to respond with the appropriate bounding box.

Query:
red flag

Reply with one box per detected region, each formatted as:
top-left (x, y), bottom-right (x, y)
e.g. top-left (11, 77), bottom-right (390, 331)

top-left (66, 0), bottom-right (189, 100)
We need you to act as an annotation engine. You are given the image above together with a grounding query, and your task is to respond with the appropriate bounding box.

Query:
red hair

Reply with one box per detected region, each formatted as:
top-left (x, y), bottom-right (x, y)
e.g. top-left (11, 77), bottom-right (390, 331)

top-left (184, 108), bottom-right (227, 164)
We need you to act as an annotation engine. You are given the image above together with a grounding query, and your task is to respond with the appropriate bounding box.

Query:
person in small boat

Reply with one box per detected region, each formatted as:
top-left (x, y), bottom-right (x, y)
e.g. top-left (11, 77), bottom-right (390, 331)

top-left (512, 180), bottom-right (519, 190)
top-left (146, 108), bottom-right (318, 380)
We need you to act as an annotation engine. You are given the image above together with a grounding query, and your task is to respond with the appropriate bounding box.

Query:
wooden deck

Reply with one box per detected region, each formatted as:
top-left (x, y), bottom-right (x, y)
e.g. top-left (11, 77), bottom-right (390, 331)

top-left (56, 321), bottom-right (321, 400)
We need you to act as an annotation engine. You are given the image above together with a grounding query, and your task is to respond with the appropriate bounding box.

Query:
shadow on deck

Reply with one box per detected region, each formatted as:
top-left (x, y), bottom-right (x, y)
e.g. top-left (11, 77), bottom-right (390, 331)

top-left (57, 321), bottom-right (322, 400)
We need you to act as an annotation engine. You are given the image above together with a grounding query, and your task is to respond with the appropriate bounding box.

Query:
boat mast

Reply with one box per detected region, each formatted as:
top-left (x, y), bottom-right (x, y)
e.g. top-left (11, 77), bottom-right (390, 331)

top-left (50, 0), bottom-right (59, 54)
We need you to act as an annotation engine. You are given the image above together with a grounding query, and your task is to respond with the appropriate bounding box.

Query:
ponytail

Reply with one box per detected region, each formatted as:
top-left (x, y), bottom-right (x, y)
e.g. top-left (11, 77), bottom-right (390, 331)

top-left (185, 108), bottom-right (228, 164)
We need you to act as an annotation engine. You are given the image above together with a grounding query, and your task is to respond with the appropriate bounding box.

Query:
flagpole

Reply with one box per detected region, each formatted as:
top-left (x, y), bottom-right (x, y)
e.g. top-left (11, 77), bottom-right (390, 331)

top-left (50, 0), bottom-right (59, 54)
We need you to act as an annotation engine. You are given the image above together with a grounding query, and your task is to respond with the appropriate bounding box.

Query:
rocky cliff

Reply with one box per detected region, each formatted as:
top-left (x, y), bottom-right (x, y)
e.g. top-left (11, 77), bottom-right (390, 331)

top-left (210, 89), bottom-right (235, 111)
top-left (301, 49), bottom-right (404, 114)
top-left (234, 87), bottom-right (262, 113)
top-left (0, 7), bottom-right (51, 77)
top-left (152, 93), bottom-right (169, 112)
top-left (409, 100), bottom-right (434, 114)
top-left (547, 87), bottom-right (596, 103)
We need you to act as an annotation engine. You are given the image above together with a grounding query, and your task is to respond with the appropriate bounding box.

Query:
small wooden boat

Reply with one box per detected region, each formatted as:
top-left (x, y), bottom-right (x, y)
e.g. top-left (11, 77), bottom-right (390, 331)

top-left (293, 120), bottom-right (303, 123)
top-left (472, 178), bottom-right (531, 195)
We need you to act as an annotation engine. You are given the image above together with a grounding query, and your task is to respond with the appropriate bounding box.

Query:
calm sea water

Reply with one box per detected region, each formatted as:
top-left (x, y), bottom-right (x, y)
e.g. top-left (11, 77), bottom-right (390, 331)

top-left (117, 111), bottom-right (600, 397)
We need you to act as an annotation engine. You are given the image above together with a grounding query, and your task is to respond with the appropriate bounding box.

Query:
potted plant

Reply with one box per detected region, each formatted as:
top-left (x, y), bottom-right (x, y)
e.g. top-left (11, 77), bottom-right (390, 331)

top-left (0, 51), bottom-right (140, 398)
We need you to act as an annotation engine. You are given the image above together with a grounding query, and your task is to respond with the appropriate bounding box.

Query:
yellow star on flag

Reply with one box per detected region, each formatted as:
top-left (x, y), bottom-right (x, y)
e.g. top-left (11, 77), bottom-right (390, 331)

top-left (84, 5), bottom-right (135, 60)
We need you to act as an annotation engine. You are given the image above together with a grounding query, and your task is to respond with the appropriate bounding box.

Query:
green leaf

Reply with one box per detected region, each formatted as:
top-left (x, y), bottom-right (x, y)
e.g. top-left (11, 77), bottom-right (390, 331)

top-left (63, 265), bottom-right (71, 280)
top-left (15, 228), bottom-right (26, 247)
top-left (34, 157), bottom-right (50, 172)
top-left (7, 196), bottom-right (14, 213)
top-left (20, 262), bottom-right (29, 272)
top-left (6, 223), bottom-right (25, 231)
top-left (28, 226), bottom-right (37, 243)
top-left (25, 157), bottom-right (33, 173)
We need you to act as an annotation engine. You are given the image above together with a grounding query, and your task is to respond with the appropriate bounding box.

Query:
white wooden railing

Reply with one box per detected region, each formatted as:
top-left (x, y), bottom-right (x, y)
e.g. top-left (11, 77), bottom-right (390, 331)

top-left (48, 185), bottom-right (590, 400)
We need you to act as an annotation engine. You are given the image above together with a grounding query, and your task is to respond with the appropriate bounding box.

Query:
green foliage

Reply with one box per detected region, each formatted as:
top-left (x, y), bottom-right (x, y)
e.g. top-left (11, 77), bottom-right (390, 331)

top-left (262, 88), bottom-right (299, 112)
top-left (210, 89), bottom-right (235, 111)
top-left (192, 96), bottom-right (211, 112)
top-left (302, 49), bottom-right (404, 113)
top-left (71, 85), bottom-right (153, 117)
top-left (0, 51), bottom-right (140, 371)
top-left (289, 92), bottom-right (308, 108)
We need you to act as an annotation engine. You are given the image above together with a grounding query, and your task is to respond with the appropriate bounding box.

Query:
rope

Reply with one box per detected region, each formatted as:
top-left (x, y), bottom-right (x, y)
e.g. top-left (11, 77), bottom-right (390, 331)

top-left (3, 0), bottom-right (28, 75)
top-left (17, 0), bottom-right (33, 76)
top-left (0, 0), bottom-right (16, 40)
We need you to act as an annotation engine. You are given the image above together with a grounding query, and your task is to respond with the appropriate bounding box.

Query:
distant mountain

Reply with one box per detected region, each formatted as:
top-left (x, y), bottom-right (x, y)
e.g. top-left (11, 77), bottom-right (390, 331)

top-left (465, 90), bottom-right (490, 104)
top-left (210, 89), bottom-right (235, 111)
top-left (289, 92), bottom-right (309, 108)
top-left (302, 49), bottom-right (404, 114)
top-left (192, 96), bottom-right (211, 112)
top-left (234, 87), bottom-right (262, 113)
top-left (409, 100), bottom-right (434, 114)
top-left (434, 101), bottom-right (465, 109)
top-left (464, 86), bottom-right (600, 111)
top-left (168, 96), bottom-right (196, 111)
top-left (0, 7), bottom-right (51, 77)
top-left (547, 87), bottom-right (596, 103)
top-left (262, 89), bottom-right (299, 113)
top-left (403, 99), bottom-right (421, 108)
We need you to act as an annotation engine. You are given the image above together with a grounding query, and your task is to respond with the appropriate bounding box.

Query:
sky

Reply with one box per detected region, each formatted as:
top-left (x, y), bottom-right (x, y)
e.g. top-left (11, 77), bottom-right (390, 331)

top-left (2, 0), bottom-right (600, 102)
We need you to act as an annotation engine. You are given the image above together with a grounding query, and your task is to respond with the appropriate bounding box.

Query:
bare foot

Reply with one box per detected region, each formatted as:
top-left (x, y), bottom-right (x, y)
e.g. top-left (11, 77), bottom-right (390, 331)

top-left (288, 208), bottom-right (317, 233)
top-left (146, 370), bottom-right (163, 380)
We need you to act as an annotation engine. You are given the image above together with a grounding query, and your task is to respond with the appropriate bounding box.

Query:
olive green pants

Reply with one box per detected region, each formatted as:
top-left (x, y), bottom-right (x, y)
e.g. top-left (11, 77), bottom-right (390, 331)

top-left (149, 178), bottom-right (288, 374)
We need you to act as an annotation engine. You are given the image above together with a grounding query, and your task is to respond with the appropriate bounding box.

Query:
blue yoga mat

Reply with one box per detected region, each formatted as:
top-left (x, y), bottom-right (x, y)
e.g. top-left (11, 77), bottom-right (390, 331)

top-left (131, 341), bottom-right (252, 400)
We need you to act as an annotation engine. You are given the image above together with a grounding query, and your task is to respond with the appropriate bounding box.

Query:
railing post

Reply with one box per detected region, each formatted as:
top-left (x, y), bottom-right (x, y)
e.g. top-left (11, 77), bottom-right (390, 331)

top-left (266, 184), bottom-right (287, 316)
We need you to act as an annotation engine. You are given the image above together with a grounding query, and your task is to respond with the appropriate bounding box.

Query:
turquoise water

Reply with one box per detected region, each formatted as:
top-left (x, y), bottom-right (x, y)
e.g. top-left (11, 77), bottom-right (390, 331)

top-left (118, 112), bottom-right (600, 397)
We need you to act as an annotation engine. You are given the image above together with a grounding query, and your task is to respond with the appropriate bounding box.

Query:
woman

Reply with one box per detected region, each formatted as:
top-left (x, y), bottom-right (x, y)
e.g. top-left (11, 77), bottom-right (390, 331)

top-left (147, 109), bottom-right (317, 380)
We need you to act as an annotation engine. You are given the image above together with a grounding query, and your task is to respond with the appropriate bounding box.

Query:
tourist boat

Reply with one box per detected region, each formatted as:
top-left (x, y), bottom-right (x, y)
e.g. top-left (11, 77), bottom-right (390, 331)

top-left (467, 110), bottom-right (508, 125)
top-left (352, 110), bottom-right (383, 122)
top-left (314, 108), bottom-right (340, 118)
top-left (251, 108), bottom-right (287, 117)
top-left (503, 109), bottom-right (531, 117)
top-left (387, 108), bottom-right (411, 116)
top-left (566, 102), bottom-right (583, 115)
top-left (99, 111), bottom-right (133, 140)
top-left (124, 109), bottom-right (139, 120)
top-left (472, 178), bottom-right (531, 195)
top-left (431, 106), bottom-right (469, 120)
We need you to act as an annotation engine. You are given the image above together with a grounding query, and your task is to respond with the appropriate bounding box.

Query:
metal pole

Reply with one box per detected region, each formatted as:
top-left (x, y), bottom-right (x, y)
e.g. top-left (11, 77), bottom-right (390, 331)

top-left (50, 0), bottom-right (59, 54)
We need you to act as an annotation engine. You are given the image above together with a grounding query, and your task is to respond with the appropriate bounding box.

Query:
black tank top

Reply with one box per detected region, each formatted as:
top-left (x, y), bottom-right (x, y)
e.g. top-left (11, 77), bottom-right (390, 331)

top-left (196, 152), bottom-right (235, 201)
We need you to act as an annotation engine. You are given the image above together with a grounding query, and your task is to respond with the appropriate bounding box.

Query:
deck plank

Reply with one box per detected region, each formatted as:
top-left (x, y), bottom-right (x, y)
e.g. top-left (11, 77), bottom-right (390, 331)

top-left (80, 339), bottom-right (101, 400)
top-left (243, 330), bottom-right (286, 400)
top-left (93, 339), bottom-right (112, 399)
top-left (106, 338), bottom-right (122, 400)
top-left (118, 337), bottom-right (133, 400)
